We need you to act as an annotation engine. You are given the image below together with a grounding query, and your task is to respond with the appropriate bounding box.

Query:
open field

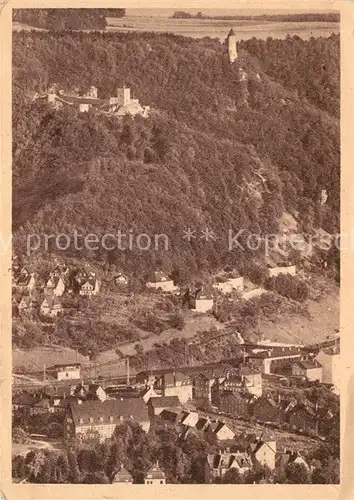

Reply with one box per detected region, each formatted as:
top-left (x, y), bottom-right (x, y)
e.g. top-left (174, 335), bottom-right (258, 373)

top-left (106, 17), bottom-right (339, 41)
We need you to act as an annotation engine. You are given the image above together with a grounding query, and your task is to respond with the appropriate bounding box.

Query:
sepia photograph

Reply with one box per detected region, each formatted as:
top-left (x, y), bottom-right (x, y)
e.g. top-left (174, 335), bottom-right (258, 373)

top-left (9, 3), bottom-right (341, 488)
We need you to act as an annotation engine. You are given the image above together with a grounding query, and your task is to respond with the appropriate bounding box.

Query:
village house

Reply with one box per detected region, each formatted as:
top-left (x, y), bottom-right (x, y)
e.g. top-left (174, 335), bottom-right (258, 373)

top-left (180, 411), bottom-right (200, 428)
top-left (208, 421), bottom-right (235, 441)
top-left (146, 271), bottom-right (178, 293)
top-left (248, 438), bottom-right (277, 471)
top-left (207, 450), bottom-right (252, 479)
top-left (112, 464), bottom-right (133, 484)
top-left (52, 264), bottom-right (69, 278)
top-left (79, 276), bottom-right (100, 296)
top-left (178, 426), bottom-right (199, 441)
top-left (148, 396), bottom-right (181, 416)
top-left (193, 373), bottom-right (215, 402)
top-left (49, 363), bottom-right (81, 381)
top-left (251, 395), bottom-right (283, 424)
top-left (159, 409), bottom-right (183, 427)
top-left (212, 276), bottom-right (244, 295)
top-left (161, 372), bottom-right (193, 403)
top-left (220, 366), bottom-right (262, 398)
top-left (85, 384), bottom-right (108, 402)
top-left (315, 345), bottom-right (340, 393)
top-left (144, 462), bottom-right (166, 485)
top-left (15, 269), bottom-right (36, 292)
top-left (291, 359), bottom-right (323, 382)
top-left (140, 386), bottom-right (159, 403)
top-left (65, 398), bottom-right (150, 444)
top-left (192, 288), bottom-right (214, 313)
top-left (193, 417), bottom-right (210, 433)
top-left (17, 296), bottom-right (36, 315)
top-left (275, 449), bottom-right (310, 478)
top-left (40, 296), bottom-right (63, 317)
top-left (44, 275), bottom-right (65, 297)
top-left (114, 273), bottom-right (129, 286)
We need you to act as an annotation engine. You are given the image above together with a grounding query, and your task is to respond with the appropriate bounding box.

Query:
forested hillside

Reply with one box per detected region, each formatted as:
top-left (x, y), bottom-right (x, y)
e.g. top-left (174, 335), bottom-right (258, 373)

top-left (12, 31), bottom-right (340, 275)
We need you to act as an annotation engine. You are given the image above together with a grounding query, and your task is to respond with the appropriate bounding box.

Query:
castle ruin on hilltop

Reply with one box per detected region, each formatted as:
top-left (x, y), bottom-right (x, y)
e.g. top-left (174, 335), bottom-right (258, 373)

top-left (37, 84), bottom-right (150, 118)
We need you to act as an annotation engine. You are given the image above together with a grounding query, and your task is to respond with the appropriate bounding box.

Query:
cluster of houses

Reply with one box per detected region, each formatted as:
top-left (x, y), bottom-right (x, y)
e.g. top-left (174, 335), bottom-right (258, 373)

top-left (13, 337), bottom-right (339, 440)
top-left (13, 379), bottom-right (317, 483)
top-left (13, 337), bottom-right (339, 484)
top-left (37, 84), bottom-right (150, 118)
top-left (112, 462), bottom-right (166, 485)
top-left (146, 264), bottom-right (297, 313)
top-left (12, 257), bottom-right (299, 320)
top-left (12, 264), bottom-right (101, 318)
top-left (113, 440), bottom-right (313, 483)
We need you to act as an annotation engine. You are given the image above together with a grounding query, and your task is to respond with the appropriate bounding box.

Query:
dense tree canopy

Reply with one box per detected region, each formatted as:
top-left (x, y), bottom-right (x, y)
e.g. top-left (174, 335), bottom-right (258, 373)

top-left (12, 31), bottom-right (339, 276)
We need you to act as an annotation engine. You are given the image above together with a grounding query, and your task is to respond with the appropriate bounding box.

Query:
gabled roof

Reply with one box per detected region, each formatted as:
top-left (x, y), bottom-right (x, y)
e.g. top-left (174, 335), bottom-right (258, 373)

top-left (149, 396), bottom-right (181, 408)
top-left (69, 398), bottom-right (149, 426)
top-left (163, 372), bottom-right (186, 386)
top-left (195, 287), bottom-right (214, 300)
top-left (145, 462), bottom-right (165, 480)
top-left (113, 464), bottom-right (133, 483)
top-left (16, 274), bottom-right (34, 286)
top-left (159, 409), bottom-right (181, 423)
top-left (295, 359), bottom-right (322, 370)
top-left (210, 421), bottom-right (233, 435)
top-left (52, 363), bottom-right (81, 369)
top-left (80, 276), bottom-right (98, 288)
top-left (250, 439), bottom-right (277, 455)
top-left (195, 417), bottom-right (209, 430)
top-left (18, 296), bottom-right (33, 308)
top-left (228, 28), bottom-right (235, 36)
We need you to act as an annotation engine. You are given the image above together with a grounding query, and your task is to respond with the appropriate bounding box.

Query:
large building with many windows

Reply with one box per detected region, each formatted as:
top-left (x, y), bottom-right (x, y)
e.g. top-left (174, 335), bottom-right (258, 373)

top-left (64, 398), bottom-right (150, 444)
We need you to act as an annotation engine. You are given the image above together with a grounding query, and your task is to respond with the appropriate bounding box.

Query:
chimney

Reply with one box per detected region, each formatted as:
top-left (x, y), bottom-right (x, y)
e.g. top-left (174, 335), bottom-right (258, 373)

top-left (268, 349), bottom-right (272, 357)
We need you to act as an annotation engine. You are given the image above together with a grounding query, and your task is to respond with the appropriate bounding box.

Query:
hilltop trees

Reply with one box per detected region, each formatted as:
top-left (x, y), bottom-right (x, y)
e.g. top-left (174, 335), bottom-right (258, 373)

top-left (13, 8), bottom-right (126, 30)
